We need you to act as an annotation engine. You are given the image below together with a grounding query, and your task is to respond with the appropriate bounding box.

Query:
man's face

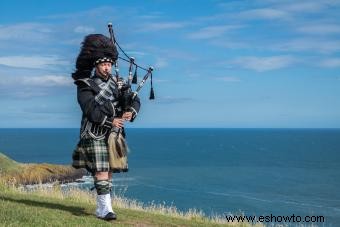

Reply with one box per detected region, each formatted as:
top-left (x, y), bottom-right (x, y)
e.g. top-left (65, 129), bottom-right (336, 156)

top-left (96, 62), bottom-right (112, 78)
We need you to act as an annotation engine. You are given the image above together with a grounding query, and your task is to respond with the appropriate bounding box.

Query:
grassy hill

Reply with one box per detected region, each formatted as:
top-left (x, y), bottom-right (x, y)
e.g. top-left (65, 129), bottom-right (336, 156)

top-left (0, 152), bottom-right (85, 185)
top-left (0, 152), bottom-right (19, 173)
top-left (0, 153), bottom-right (261, 226)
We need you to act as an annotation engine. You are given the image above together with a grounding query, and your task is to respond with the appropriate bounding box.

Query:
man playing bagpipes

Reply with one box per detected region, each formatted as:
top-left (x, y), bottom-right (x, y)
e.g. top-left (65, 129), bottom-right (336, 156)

top-left (71, 33), bottom-right (141, 221)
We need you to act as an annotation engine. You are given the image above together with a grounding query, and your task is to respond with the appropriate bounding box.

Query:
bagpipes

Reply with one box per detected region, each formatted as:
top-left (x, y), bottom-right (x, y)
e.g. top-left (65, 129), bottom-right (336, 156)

top-left (106, 23), bottom-right (155, 172)
top-left (107, 23), bottom-right (154, 116)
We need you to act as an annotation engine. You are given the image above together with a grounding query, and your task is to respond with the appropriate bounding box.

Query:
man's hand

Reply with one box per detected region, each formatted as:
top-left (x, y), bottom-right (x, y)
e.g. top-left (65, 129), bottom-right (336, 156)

top-left (122, 112), bottom-right (133, 121)
top-left (112, 118), bottom-right (124, 128)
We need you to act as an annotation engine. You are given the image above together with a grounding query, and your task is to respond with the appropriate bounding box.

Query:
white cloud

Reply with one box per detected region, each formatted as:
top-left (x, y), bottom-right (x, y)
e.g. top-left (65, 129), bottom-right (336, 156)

top-left (297, 24), bottom-right (340, 35)
top-left (231, 56), bottom-right (295, 72)
top-left (238, 8), bottom-right (290, 20)
top-left (137, 12), bottom-right (164, 20)
top-left (211, 39), bottom-right (249, 49)
top-left (280, 2), bottom-right (327, 13)
top-left (40, 6), bottom-right (116, 20)
top-left (275, 38), bottom-right (340, 53)
top-left (74, 25), bottom-right (95, 34)
top-left (215, 76), bottom-right (241, 82)
top-left (320, 58), bottom-right (340, 68)
top-left (156, 49), bottom-right (198, 62)
top-left (0, 75), bottom-right (72, 87)
top-left (22, 75), bottom-right (73, 87)
top-left (138, 22), bottom-right (187, 32)
top-left (277, 0), bottom-right (340, 14)
top-left (154, 57), bottom-right (168, 69)
top-left (0, 23), bottom-right (51, 41)
top-left (8, 90), bottom-right (49, 99)
top-left (0, 55), bottom-right (69, 69)
top-left (187, 25), bottom-right (242, 40)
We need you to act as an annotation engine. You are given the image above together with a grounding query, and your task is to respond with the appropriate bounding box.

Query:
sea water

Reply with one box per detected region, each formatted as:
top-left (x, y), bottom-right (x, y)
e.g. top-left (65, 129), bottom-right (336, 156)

top-left (0, 128), bottom-right (339, 226)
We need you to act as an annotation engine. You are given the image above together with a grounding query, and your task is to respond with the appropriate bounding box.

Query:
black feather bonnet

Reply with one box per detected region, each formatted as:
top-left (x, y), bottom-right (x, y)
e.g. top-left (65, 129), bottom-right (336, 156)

top-left (72, 34), bottom-right (118, 80)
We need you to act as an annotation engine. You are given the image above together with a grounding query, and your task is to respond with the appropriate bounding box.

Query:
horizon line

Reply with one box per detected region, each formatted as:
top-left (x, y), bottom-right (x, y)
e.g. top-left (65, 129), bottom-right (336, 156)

top-left (1, 127), bottom-right (340, 130)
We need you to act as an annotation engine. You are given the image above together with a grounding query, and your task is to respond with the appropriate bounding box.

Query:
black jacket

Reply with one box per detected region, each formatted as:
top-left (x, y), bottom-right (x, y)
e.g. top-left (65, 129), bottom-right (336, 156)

top-left (75, 76), bottom-right (140, 139)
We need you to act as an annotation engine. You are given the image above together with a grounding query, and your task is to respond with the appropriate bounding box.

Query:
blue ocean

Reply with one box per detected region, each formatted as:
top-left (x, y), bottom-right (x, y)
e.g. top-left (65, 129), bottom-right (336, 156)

top-left (0, 128), bottom-right (339, 226)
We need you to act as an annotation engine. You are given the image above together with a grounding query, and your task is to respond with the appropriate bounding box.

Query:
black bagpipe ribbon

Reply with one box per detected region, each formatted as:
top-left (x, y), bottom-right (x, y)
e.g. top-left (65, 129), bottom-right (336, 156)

top-left (149, 72), bottom-right (155, 100)
top-left (132, 66), bottom-right (138, 84)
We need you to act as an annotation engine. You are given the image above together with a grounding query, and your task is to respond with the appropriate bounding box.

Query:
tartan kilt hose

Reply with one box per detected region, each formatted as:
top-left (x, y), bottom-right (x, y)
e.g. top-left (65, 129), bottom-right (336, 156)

top-left (72, 138), bottom-right (110, 173)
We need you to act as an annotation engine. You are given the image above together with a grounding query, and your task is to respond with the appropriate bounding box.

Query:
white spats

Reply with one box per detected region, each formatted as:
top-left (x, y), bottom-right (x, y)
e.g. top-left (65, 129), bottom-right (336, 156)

top-left (96, 194), bottom-right (114, 218)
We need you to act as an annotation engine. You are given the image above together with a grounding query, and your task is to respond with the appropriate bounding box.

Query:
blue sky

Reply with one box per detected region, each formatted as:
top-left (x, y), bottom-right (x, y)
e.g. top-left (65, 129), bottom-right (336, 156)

top-left (0, 0), bottom-right (339, 128)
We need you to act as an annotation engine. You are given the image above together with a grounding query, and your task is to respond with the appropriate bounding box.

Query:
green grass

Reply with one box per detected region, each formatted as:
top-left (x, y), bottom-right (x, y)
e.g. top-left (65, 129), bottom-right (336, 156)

top-left (0, 152), bottom-right (19, 174)
top-left (0, 152), bottom-right (262, 226)
top-left (0, 187), bottom-right (260, 227)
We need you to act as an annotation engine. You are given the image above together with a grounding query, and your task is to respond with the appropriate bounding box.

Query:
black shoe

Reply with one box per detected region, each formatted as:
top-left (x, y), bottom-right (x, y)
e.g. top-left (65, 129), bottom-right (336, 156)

top-left (103, 212), bottom-right (117, 221)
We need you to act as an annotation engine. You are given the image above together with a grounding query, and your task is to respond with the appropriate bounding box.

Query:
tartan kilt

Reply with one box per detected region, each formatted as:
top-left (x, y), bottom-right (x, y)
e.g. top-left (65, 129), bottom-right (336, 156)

top-left (72, 137), bottom-right (110, 173)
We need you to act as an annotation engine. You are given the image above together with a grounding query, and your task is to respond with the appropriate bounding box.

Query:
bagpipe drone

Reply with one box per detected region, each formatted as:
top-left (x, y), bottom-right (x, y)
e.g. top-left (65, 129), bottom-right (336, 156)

top-left (107, 23), bottom-right (155, 108)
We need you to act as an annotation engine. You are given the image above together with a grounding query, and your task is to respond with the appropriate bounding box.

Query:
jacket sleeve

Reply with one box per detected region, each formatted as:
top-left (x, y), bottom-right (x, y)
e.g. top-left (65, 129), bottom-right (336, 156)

top-left (77, 83), bottom-right (115, 128)
top-left (128, 94), bottom-right (141, 122)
